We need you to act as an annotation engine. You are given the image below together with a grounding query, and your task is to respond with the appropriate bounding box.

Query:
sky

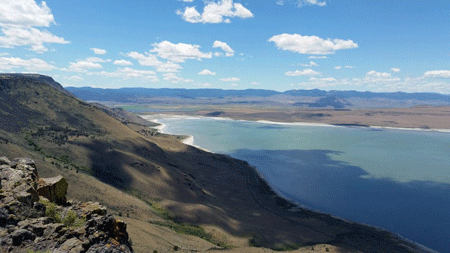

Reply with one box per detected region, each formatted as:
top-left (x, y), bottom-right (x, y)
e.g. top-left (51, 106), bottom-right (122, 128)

top-left (0, 0), bottom-right (449, 93)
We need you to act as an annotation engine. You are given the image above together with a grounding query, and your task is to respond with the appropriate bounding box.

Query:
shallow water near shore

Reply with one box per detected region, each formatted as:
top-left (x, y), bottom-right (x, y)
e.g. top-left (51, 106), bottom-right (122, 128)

top-left (153, 116), bottom-right (450, 252)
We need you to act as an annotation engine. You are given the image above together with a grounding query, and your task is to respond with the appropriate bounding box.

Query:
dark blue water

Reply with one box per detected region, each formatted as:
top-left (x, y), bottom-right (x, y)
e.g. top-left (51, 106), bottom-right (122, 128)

top-left (157, 117), bottom-right (450, 252)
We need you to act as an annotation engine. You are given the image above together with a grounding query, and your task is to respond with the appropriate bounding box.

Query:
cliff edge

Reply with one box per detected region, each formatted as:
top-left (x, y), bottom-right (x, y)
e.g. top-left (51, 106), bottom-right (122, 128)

top-left (0, 156), bottom-right (133, 253)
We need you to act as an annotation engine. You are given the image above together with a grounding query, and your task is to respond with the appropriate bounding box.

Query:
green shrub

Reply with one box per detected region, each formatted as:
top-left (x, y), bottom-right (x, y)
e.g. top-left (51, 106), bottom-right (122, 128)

top-left (40, 199), bottom-right (61, 223)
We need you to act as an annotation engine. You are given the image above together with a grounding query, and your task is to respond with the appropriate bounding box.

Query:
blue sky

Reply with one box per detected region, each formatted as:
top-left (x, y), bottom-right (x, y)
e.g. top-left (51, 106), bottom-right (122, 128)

top-left (0, 0), bottom-right (449, 93)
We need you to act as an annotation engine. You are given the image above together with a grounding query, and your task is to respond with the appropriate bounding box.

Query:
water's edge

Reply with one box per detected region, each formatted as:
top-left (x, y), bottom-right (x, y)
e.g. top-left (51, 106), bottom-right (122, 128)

top-left (141, 114), bottom-right (438, 253)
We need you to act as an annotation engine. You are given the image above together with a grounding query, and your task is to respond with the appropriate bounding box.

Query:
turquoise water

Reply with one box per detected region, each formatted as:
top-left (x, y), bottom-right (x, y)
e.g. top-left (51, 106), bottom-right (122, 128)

top-left (156, 116), bottom-right (450, 252)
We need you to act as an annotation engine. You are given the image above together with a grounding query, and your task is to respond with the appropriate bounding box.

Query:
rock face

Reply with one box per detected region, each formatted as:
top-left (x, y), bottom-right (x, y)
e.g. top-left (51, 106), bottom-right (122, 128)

top-left (0, 157), bottom-right (133, 253)
top-left (37, 175), bottom-right (68, 204)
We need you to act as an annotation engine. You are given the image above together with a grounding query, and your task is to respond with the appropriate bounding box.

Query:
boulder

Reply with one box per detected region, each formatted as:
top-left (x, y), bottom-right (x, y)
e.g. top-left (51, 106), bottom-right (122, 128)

top-left (37, 175), bottom-right (68, 204)
top-left (80, 202), bottom-right (107, 216)
top-left (0, 157), bottom-right (10, 166)
top-left (55, 237), bottom-right (84, 253)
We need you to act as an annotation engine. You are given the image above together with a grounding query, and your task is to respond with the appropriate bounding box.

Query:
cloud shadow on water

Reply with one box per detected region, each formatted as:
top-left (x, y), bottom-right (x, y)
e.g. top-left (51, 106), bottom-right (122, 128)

top-left (229, 148), bottom-right (450, 253)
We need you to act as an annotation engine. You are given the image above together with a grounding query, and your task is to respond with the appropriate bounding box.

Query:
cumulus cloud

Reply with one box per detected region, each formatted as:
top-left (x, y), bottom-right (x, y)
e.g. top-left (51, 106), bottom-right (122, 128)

top-left (0, 56), bottom-right (57, 71)
top-left (298, 0), bottom-right (326, 7)
top-left (0, 0), bottom-right (68, 52)
top-left (220, 77), bottom-right (240, 82)
top-left (198, 69), bottom-right (216, 75)
top-left (113, 59), bottom-right (133, 66)
top-left (163, 73), bottom-right (194, 83)
top-left (423, 70), bottom-right (450, 78)
top-left (177, 0), bottom-right (254, 24)
top-left (269, 33), bottom-right (358, 55)
top-left (276, 0), bottom-right (285, 5)
top-left (151, 41), bottom-right (212, 63)
top-left (125, 51), bottom-right (182, 72)
top-left (0, 26), bottom-right (68, 53)
top-left (285, 68), bottom-right (320, 76)
top-left (345, 65), bottom-right (354, 69)
top-left (68, 76), bottom-right (83, 81)
top-left (308, 55), bottom-right (327, 59)
top-left (68, 57), bottom-right (107, 72)
top-left (301, 61), bottom-right (318, 67)
top-left (391, 67), bottom-right (400, 72)
top-left (213, 40), bottom-right (234, 56)
top-left (90, 48), bottom-right (107, 55)
top-left (334, 66), bottom-right (342, 70)
top-left (251, 81), bottom-right (260, 85)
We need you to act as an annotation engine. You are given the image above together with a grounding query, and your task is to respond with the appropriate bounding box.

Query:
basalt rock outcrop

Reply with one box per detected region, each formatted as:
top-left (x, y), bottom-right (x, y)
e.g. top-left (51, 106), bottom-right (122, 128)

top-left (0, 157), bottom-right (133, 253)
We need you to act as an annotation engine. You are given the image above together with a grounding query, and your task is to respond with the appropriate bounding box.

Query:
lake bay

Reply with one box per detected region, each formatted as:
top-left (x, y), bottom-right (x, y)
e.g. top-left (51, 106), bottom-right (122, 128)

top-left (154, 116), bottom-right (450, 252)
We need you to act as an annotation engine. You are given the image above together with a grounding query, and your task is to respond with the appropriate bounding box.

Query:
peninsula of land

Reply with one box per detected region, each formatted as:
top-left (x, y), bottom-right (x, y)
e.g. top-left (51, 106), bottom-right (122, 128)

top-left (138, 105), bottom-right (450, 131)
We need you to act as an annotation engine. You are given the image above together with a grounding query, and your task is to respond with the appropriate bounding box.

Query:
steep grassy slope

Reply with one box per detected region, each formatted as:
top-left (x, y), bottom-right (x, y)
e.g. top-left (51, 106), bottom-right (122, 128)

top-left (0, 74), bottom-right (427, 253)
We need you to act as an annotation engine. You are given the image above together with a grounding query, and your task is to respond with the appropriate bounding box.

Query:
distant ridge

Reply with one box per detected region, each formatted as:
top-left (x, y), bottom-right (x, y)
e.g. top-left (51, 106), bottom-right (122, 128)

top-left (67, 86), bottom-right (450, 103)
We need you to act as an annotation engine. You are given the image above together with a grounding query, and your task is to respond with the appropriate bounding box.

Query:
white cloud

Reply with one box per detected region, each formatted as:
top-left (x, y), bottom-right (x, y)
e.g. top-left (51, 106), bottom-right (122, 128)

top-left (308, 55), bottom-right (327, 59)
top-left (285, 68), bottom-right (320, 76)
top-left (220, 77), bottom-right (240, 82)
top-left (213, 40), bottom-right (234, 56)
top-left (179, 0), bottom-right (194, 2)
top-left (0, 0), bottom-right (68, 53)
top-left (85, 57), bottom-right (110, 63)
top-left (177, 0), bottom-right (254, 24)
top-left (301, 61), bottom-right (318, 67)
top-left (113, 59), bottom-right (133, 66)
top-left (251, 81), bottom-right (260, 85)
top-left (345, 65), bottom-right (354, 69)
top-left (0, 0), bottom-right (54, 27)
top-left (90, 48), bottom-right (107, 55)
top-left (68, 57), bottom-right (106, 72)
top-left (199, 83), bottom-right (212, 87)
top-left (125, 51), bottom-right (182, 72)
top-left (0, 26), bottom-right (68, 53)
top-left (163, 73), bottom-right (194, 83)
top-left (314, 77), bottom-right (336, 82)
top-left (334, 66), bottom-right (342, 70)
top-left (298, 0), bottom-right (326, 7)
top-left (198, 69), bottom-right (216, 75)
top-left (91, 67), bottom-right (158, 81)
top-left (230, 83), bottom-right (238, 87)
top-left (276, 0), bottom-right (285, 5)
top-left (151, 41), bottom-right (212, 63)
top-left (0, 56), bottom-right (57, 71)
top-left (423, 70), bottom-right (450, 78)
top-left (391, 67), bottom-right (400, 73)
top-left (269, 33), bottom-right (358, 55)
top-left (366, 70), bottom-right (393, 79)
top-left (68, 75), bottom-right (83, 81)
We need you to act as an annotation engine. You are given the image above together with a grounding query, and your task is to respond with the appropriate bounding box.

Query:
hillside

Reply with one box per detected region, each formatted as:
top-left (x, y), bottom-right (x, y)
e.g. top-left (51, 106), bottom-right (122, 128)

top-left (0, 74), bottom-right (430, 252)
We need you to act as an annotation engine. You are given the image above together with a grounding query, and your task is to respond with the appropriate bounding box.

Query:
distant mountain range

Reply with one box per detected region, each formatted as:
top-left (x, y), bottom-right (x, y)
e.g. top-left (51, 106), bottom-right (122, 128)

top-left (67, 86), bottom-right (450, 104)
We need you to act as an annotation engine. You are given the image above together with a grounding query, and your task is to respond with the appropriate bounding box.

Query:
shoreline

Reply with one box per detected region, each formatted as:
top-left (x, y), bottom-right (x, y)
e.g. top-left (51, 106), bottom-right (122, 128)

top-left (140, 114), bottom-right (439, 252)
top-left (142, 113), bottom-right (450, 133)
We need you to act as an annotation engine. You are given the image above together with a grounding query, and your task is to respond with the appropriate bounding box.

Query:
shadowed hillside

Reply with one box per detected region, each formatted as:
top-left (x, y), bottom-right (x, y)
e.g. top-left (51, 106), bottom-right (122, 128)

top-left (0, 74), bottom-right (431, 253)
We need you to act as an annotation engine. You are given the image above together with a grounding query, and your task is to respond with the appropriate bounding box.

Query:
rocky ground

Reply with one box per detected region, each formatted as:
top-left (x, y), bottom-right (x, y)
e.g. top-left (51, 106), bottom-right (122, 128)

top-left (0, 156), bottom-right (133, 253)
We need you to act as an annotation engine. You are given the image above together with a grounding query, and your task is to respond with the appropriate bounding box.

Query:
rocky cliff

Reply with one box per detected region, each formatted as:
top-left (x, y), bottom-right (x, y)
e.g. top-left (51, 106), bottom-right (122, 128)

top-left (0, 156), bottom-right (133, 253)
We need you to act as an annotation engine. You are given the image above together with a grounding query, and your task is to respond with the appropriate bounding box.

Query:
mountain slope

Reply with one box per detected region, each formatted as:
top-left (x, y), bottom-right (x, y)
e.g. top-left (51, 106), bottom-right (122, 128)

top-left (0, 74), bottom-right (428, 253)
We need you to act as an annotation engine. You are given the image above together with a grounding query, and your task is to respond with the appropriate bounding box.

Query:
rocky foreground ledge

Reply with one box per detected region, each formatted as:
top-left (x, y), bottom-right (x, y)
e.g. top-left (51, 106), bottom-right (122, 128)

top-left (0, 157), bottom-right (133, 253)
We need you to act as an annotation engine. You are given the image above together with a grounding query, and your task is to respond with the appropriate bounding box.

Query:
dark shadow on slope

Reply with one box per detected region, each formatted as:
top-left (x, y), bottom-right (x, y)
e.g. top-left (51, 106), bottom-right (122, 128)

top-left (157, 145), bottom-right (429, 253)
top-left (78, 137), bottom-right (165, 190)
top-left (228, 149), bottom-right (449, 253)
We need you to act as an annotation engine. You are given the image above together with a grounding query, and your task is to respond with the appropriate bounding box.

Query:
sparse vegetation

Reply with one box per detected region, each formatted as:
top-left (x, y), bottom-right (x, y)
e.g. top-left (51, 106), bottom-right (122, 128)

top-left (39, 199), bottom-right (85, 228)
top-left (150, 220), bottom-right (229, 248)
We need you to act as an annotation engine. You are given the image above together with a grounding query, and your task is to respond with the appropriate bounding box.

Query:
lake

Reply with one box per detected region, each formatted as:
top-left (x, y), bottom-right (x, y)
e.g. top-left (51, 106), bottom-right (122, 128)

top-left (153, 116), bottom-right (450, 252)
